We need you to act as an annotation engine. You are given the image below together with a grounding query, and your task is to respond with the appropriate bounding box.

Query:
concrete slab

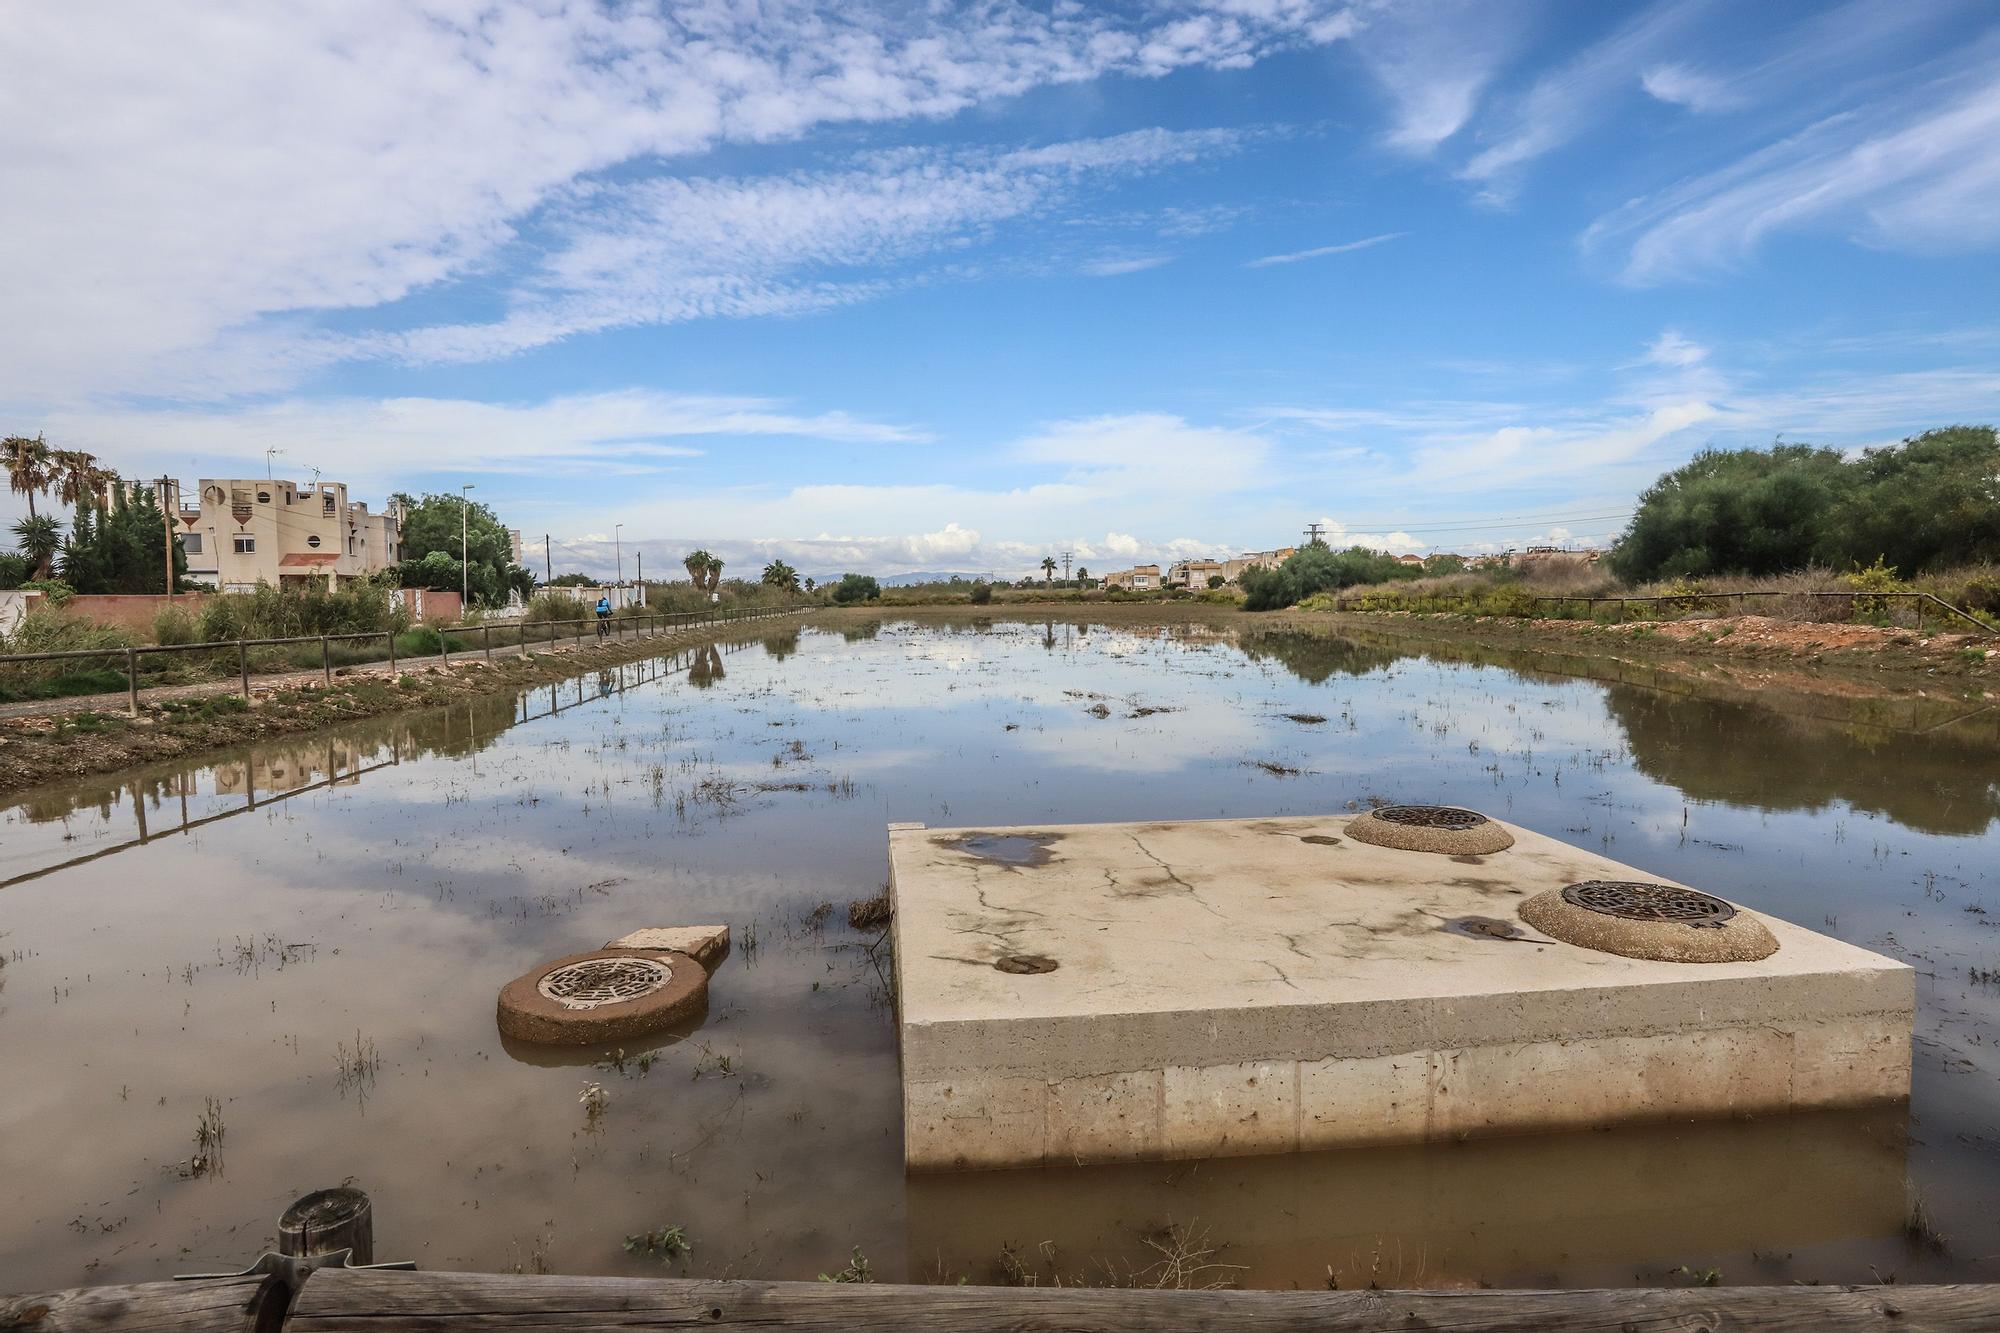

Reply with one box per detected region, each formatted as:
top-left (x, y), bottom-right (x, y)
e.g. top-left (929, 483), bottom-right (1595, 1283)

top-left (888, 813), bottom-right (1912, 1171)
top-left (606, 925), bottom-right (729, 967)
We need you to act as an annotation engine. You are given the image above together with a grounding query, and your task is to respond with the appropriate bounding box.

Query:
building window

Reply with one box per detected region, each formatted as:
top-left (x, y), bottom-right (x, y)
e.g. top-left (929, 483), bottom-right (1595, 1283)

top-left (182, 532), bottom-right (203, 554)
top-left (323, 496), bottom-right (336, 515)
top-left (256, 490), bottom-right (271, 504)
top-left (233, 535), bottom-right (255, 554)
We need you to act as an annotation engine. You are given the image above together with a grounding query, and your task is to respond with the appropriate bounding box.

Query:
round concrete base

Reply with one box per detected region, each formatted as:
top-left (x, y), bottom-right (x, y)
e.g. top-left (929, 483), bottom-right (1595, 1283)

top-left (1345, 807), bottom-right (1515, 856)
top-left (1519, 887), bottom-right (1779, 963)
top-left (496, 948), bottom-right (708, 1045)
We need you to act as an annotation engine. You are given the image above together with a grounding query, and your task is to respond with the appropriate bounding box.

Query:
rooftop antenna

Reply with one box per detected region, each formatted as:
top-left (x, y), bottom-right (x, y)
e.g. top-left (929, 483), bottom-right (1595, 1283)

top-left (264, 447), bottom-right (285, 481)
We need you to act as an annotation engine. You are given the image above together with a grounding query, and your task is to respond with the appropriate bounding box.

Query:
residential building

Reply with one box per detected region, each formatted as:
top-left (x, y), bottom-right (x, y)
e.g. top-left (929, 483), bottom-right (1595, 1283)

top-left (1102, 564), bottom-right (1161, 590)
top-left (1220, 547), bottom-right (1294, 584)
top-left (1395, 553), bottom-right (1425, 567)
top-left (175, 478), bottom-right (402, 592)
top-left (1165, 559), bottom-right (1225, 589)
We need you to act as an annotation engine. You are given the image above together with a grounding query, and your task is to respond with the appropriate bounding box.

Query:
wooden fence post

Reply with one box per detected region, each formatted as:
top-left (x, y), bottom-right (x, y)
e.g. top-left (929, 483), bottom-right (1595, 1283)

top-left (238, 640), bottom-right (250, 698)
top-left (321, 636), bottom-right (332, 687)
top-left (278, 1186), bottom-right (373, 1265)
top-left (125, 648), bottom-right (139, 717)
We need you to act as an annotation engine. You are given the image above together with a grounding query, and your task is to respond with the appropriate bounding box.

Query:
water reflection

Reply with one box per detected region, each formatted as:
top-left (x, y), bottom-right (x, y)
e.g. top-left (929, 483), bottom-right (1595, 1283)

top-left (1, 616), bottom-right (1994, 1292)
top-left (908, 1108), bottom-right (1911, 1288)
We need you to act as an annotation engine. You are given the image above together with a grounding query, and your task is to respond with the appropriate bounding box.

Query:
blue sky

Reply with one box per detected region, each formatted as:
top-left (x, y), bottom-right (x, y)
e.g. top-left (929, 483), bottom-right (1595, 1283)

top-left (5, 0), bottom-right (2000, 579)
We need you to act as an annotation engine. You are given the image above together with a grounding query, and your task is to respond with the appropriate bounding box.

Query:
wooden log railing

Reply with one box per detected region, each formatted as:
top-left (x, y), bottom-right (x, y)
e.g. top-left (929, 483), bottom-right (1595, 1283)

top-left (11, 1270), bottom-right (2000, 1332)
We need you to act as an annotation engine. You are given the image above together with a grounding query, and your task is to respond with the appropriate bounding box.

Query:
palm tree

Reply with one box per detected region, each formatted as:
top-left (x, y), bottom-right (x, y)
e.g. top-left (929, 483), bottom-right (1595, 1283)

top-left (761, 559), bottom-right (800, 592)
top-left (11, 514), bottom-right (61, 580)
top-left (1040, 555), bottom-right (1057, 584)
top-left (702, 553), bottom-right (723, 592)
top-left (51, 449), bottom-right (111, 511)
top-left (684, 548), bottom-right (714, 586)
top-left (3, 434), bottom-right (53, 519)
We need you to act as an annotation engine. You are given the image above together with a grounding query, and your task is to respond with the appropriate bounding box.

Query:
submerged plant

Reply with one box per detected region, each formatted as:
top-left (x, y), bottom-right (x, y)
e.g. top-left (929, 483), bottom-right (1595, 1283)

top-left (819, 1247), bottom-right (874, 1283)
top-left (624, 1224), bottom-right (692, 1264)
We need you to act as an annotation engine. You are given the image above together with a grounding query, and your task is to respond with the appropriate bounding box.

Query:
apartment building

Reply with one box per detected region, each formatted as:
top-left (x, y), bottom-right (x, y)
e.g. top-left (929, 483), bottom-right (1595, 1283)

top-left (176, 478), bottom-right (402, 592)
top-left (1102, 564), bottom-right (1161, 590)
top-left (1220, 547), bottom-right (1294, 584)
top-left (1165, 559), bottom-right (1225, 589)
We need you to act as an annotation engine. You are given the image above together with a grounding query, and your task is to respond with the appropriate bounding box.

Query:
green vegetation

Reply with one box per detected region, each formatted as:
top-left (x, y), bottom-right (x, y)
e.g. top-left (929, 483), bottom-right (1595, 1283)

top-left (61, 482), bottom-right (190, 594)
top-left (1240, 543), bottom-right (1421, 611)
top-left (392, 491), bottom-right (532, 606)
top-left (198, 574), bottom-right (412, 640)
top-left (761, 559), bottom-right (801, 592)
top-left (1612, 426), bottom-right (2000, 582)
top-left (683, 549), bottom-right (724, 592)
top-left (968, 580), bottom-right (994, 604)
top-left (831, 573), bottom-right (881, 603)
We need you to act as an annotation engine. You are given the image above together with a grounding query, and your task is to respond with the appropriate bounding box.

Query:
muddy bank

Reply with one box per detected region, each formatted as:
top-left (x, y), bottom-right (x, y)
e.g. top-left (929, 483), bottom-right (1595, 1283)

top-left (839, 602), bottom-right (1996, 701)
top-left (0, 615), bottom-right (806, 797)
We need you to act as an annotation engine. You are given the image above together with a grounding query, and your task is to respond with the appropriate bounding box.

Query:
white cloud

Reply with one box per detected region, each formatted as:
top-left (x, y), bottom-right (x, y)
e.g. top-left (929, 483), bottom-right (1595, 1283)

top-left (1245, 231), bottom-right (1406, 267)
top-left (1349, 0), bottom-right (1528, 154)
top-left (1639, 63), bottom-right (1740, 113)
top-left (1459, 0), bottom-right (1710, 199)
top-left (1081, 255), bottom-right (1175, 277)
top-left (30, 390), bottom-right (928, 496)
top-left (360, 128), bottom-right (1244, 367)
top-left (0, 2), bottom-right (1356, 401)
top-left (1645, 330), bottom-right (1708, 367)
top-left (1586, 50), bottom-right (2000, 283)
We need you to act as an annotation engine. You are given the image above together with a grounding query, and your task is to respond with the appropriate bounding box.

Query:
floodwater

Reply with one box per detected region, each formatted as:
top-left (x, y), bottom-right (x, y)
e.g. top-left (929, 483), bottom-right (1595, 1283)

top-left (3, 616), bottom-right (1998, 1291)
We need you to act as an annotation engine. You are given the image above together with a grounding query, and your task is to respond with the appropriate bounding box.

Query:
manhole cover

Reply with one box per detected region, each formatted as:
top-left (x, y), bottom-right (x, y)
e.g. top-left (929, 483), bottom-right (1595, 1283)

top-left (994, 954), bottom-right (1059, 974)
top-left (1374, 805), bottom-right (1489, 831)
top-left (1559, 881), bottom-right (1737, 929)
top-left (536, 956), bottom-right (674, 1009)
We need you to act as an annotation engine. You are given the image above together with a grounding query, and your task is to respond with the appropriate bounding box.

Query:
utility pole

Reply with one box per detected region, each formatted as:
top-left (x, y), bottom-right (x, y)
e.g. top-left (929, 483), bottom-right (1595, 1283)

top-left (1304, 521), bottom-right (1326, 546)
top-left (636, 550), bottom-right (642, 605)
top-left (264, 447), bottom-right (284, 481)
top-left (614, 524), bottom-right (624, 602)
top-left (460, 483), bottom-right (476, 607)
top-left (544, 533), bottom-right (552, 583)
top-left (155, 477), bottom-right (177, 595)
top-left (1062, 551), bottom-right (1072, 585)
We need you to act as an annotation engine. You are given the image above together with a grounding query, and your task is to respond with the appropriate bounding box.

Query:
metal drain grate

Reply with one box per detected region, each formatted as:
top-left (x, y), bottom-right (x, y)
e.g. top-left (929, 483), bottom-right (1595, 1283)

top-left (537, 956), bottom-right (674, 1009)
top-left (1373, 805), bottom-right (1489, 831)
top-left (1559, 881), bottom-right (1737, 929)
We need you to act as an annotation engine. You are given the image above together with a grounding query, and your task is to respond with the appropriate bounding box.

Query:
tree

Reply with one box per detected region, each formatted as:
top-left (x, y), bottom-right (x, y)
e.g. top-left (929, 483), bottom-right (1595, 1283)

top-left (803, 576), bottom-right (816, 594)
top-left (831, 573), bottom-right (880, 603)
top-left (11, 514), bottom-right (60, 581)
top-left (546, 572), bottom-right (595, 587)
top-left (683, 548), bottom-right (723, 592)
top-left (969, 580), bottom-right (993, 604)
top-left (58, 482), bottom-right (186, 594)
top-left (390, 491), bottom-right (527, 606)
top-left (51, 449), bottom-right (115, 512)
top-left (761, 559), bottom-right (801, 592)
top-left (1040, 555), bottom-right (1057, 584)
top-left (1074, 566), bottom-right (1087, 581)
top-left (1206, 574), bottom-right (1226, 589)
top-left (1241, 543), bottom-right (1413, 611)
top-left (1608, 428), bottom-right (2000, 582)
top-left (4, 434), bottom-right (52, 520)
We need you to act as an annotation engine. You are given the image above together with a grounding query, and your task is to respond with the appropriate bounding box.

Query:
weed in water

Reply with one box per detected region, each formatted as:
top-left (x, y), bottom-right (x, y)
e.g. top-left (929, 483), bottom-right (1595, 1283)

top-left (335, 1031), bottom-right (381, 1100)
top-left (579, 1081), bottom-right (609, 1123)
top-left (819, 1248), bottom-right (875, 1283)
top-left (1905, 1186), bottom-right (1950, 1255)
top-left (624, 1224), bottom-right (692, 1265)
top-left (188, 1097), bottom-right (225, 1177)
top-left (1668, 1265), bottom-right (1722, 1287)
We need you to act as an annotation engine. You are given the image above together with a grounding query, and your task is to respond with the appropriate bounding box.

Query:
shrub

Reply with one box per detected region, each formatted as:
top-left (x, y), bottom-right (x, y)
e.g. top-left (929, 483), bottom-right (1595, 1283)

top-left (19, 578), bottom-right (76, 606)
top-left (831, 573), bottom-right (880, 604)
top-left (152, 604), bottom-right (200, 645)
top-left (968, 581), bottom-right (993, 605)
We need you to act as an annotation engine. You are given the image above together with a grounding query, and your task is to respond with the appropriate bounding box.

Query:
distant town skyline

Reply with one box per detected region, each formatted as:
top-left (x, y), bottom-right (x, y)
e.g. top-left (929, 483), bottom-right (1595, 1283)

top-left (5, 2), bottom-right (1999, 578)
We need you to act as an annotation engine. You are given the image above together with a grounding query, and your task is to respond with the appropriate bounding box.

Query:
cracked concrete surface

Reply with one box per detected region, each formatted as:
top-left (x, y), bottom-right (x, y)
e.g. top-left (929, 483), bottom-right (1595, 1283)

top-left (889, 812), bottom-right (1913, 1171)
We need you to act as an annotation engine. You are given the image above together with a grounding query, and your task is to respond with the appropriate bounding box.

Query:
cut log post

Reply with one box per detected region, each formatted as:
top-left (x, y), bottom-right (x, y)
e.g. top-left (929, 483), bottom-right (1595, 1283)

top-left (277, 1188), bottom-right (373, 1266)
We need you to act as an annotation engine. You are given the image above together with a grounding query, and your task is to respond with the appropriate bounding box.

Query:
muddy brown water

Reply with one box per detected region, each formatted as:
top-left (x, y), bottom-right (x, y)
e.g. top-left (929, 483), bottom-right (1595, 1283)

top-left (3, 618), bottom-right (1997, 1291)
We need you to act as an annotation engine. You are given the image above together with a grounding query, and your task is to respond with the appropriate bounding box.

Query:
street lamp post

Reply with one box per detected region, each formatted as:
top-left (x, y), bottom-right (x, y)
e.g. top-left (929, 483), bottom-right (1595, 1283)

top-left (460, 483), bottom-right (476, 607)
top-left (614, 523), bottom-right (624, 608)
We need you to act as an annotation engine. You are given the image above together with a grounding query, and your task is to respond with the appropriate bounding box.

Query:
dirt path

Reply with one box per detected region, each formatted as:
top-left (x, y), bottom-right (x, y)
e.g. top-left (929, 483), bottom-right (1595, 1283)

top-left (0, 620), bottom-right (703, 722)
top-left (0, 612), bottom-right (808, 797)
